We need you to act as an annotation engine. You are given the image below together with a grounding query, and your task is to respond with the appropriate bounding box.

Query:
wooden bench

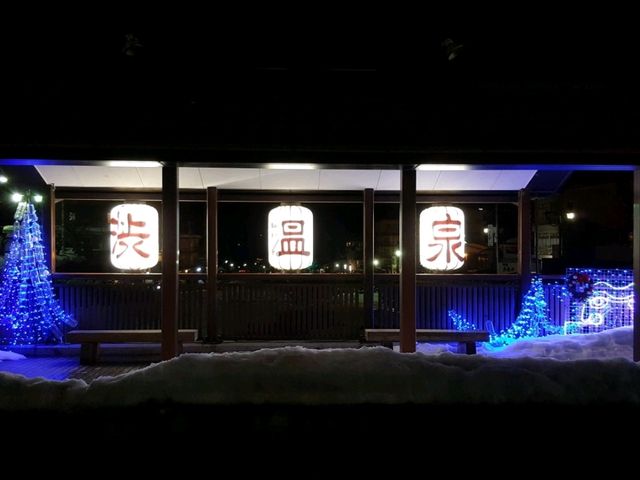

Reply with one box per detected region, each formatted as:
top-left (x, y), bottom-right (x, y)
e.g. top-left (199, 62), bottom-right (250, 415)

top-left (66, 329), bottom-right (199, 365)
top-left (365, 329), bottom-right (489, 354)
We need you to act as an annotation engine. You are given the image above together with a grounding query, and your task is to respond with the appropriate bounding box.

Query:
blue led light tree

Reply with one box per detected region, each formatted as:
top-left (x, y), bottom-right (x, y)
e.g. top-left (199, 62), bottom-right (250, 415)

top-left (0, 200), bottom-right (75, 345)
top-left (490, 276), bottom-right (558, 347)
top-left (449, 310), bottom-right (475, 331)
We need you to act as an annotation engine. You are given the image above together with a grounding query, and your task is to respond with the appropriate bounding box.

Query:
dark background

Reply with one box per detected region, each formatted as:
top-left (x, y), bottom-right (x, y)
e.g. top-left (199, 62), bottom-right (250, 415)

top-left (2, 24), bottom-right (640, 153)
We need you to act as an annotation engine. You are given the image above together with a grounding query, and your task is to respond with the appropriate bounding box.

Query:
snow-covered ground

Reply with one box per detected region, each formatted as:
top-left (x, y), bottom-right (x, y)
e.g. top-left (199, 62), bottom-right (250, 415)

top-left (0, 326), bottom-right (639, 409)
top-left (0, 350), bottom-right (25, 362)
top-left (416, 326), bottom-right (634, 361)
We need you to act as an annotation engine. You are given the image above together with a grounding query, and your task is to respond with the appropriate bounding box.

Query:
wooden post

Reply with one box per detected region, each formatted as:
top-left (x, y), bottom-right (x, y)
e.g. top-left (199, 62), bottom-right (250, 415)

top-left (363, 188), bottom-right (374, 331)
top-left (80, 343), bottom-right (99, 366)
top-left (162, 164), bottom-right (179, 360)
top-left (43, 183), bottom-right (56, 273)
top-left (518, 188), bottom-right (532, 308)
top-left (207, 186), bottom-right (219, 342)
top-left (400, 166), bottom-right (416, 353)
top-left (634, 169), bottom-right (640, 361)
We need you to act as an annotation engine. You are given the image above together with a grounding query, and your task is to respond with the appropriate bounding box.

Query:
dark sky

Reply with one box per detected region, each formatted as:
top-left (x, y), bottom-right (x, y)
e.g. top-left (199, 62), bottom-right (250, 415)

top-left (3, 27), bottom-right (640, 152)
top-left (0, 166), bottom-right (46, 227)
top-left (218, 203), bottom-right (363, 267)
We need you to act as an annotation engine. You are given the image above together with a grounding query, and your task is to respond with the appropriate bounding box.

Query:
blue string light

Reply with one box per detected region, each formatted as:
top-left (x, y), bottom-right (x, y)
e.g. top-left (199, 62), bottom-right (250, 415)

top-left (450, 269), bottom-right (633, 348)
top-left (448, 310), bottom-right (475, 331)
top-left (0, 201), bottom-right (75, 345)
top-left (489, 277), bottom-right (559, 347)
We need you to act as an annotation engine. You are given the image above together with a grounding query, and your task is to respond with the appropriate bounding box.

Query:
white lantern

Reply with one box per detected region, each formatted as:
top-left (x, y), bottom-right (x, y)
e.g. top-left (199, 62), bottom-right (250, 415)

top-left (420, 206), bottom-right (465, 271)
top-left (268, 205), bottom-right (313, 270)
top-left (109, 204), bottom-right (159, 270)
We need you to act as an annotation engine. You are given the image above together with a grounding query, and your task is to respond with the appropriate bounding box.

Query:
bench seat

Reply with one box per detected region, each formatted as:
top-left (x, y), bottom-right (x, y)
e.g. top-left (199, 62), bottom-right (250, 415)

top-left (66, 329), bottom-right (199, 365)
top-left (365, 329), bottom-right (489, 354)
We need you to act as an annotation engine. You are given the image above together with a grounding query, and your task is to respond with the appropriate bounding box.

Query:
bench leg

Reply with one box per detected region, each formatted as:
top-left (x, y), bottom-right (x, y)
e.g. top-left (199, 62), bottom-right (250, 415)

top-left (80, 343), bottom-right (99, 365)
top-left (456, 342), bottom-right (477, 354)
top-left (178, 341), bottom-right (184, 355)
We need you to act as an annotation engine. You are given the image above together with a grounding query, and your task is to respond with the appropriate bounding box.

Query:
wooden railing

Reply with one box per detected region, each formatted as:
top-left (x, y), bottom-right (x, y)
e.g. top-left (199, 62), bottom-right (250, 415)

top-left (217, 274), bottom-right (363, 340)
top-left (374, 274), bottom-right (519, 332)
top-left (541, 276), bottom-right (571, 328)
top-left (54, 274), bottom-right (206, 334)
top-left (53, 273), bottom-right (570, 340)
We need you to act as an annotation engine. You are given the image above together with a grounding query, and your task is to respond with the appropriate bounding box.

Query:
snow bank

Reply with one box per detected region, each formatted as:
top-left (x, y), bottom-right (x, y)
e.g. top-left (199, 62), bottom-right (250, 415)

top-left (481, 326), bottom-right (634, 360)
top-left (1, 344), bottom-right (639, 410)
top-left (0, 350), bottom-right (25, 362)
top-left (415, 326), bottom-right (634, 361)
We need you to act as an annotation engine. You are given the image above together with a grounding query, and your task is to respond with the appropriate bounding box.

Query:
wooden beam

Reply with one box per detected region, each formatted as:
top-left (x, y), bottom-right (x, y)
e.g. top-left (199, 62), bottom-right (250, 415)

top-left (400, 166), bottom-right (417, 353)
top-left (161, 164), bottom-right (179, 360)
top-left (207, 186), bottom-right (219, 342)
top-left (3, 145), bottom-right (639, 169)
top-left (518, 189), bottom-right (532, 304)
top-left (363, 188), bottom-right (374, 330)
top-left (218, 190), bottom-right (363, 203)
top-left (365, 329), bottom-right (489, 343)
top-left (53, 187), bottom-right (519, 205)
top-left (634, 169), bottom-right (640, 361)
top-left (375, 192), bottom-right (519, 204)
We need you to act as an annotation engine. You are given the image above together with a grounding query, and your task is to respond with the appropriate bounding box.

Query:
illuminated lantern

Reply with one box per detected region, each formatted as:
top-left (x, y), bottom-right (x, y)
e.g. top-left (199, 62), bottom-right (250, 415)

top-left (420, 206), bottom-right (465, 271)
top-left (109, 204), bottom-right (159, 270)
top-left (268, 205), bottom-right (313, 270)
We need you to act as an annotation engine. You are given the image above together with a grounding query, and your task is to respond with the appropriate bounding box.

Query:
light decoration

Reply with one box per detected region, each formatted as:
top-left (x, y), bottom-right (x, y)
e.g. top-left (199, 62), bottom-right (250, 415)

top-left (0, 201), bottom-right (76, 345)
top-left (566, 271), bottom-right (594, 301)
top-left (564, 268), bottom-right (634, 334)
top-left (268, 205), bottom-right (313, 270)
top-left (489, 277), bottom-right (558, 347)
top-left (448, 310), bottom-right (476, 331)
top-left (109, 204), bottom-right (159, 270)
top-left (420, 206), bottom-right (465, 271)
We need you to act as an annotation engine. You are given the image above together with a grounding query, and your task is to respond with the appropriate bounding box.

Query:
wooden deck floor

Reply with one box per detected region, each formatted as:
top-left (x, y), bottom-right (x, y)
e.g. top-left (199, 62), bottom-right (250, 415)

top-left (0, 340), bottom-right (362, 381)
top-left (0, 356), bottom-right (146, 381)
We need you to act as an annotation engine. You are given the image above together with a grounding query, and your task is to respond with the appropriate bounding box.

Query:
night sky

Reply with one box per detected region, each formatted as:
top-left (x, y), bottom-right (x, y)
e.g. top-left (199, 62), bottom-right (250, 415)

top-left (0, 166), bottom-right (47, 228)
top-left (217, 202), bottom-right (363, 268)
top-left (3, 27), bottom-right (640, 151)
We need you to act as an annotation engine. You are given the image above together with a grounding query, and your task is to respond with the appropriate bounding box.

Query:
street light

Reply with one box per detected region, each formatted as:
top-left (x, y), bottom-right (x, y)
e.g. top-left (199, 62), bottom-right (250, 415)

top-left (10, 191), bottom-right (42, 203)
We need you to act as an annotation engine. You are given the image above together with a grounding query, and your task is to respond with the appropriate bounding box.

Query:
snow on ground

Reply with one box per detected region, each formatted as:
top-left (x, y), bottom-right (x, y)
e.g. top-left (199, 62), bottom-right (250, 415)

top-left (415, 326), bottom-right (635, 361)
top-left (1, 326), bottom-right (639, 410)
top-left (481, 326), bottom-right (634, 360)
top-left (0, 350), bottom-right (25, 362)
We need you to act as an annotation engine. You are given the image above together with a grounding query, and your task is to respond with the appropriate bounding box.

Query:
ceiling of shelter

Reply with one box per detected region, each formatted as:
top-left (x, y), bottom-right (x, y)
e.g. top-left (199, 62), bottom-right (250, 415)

top-left (34, 166), bottom-right (537, 191)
